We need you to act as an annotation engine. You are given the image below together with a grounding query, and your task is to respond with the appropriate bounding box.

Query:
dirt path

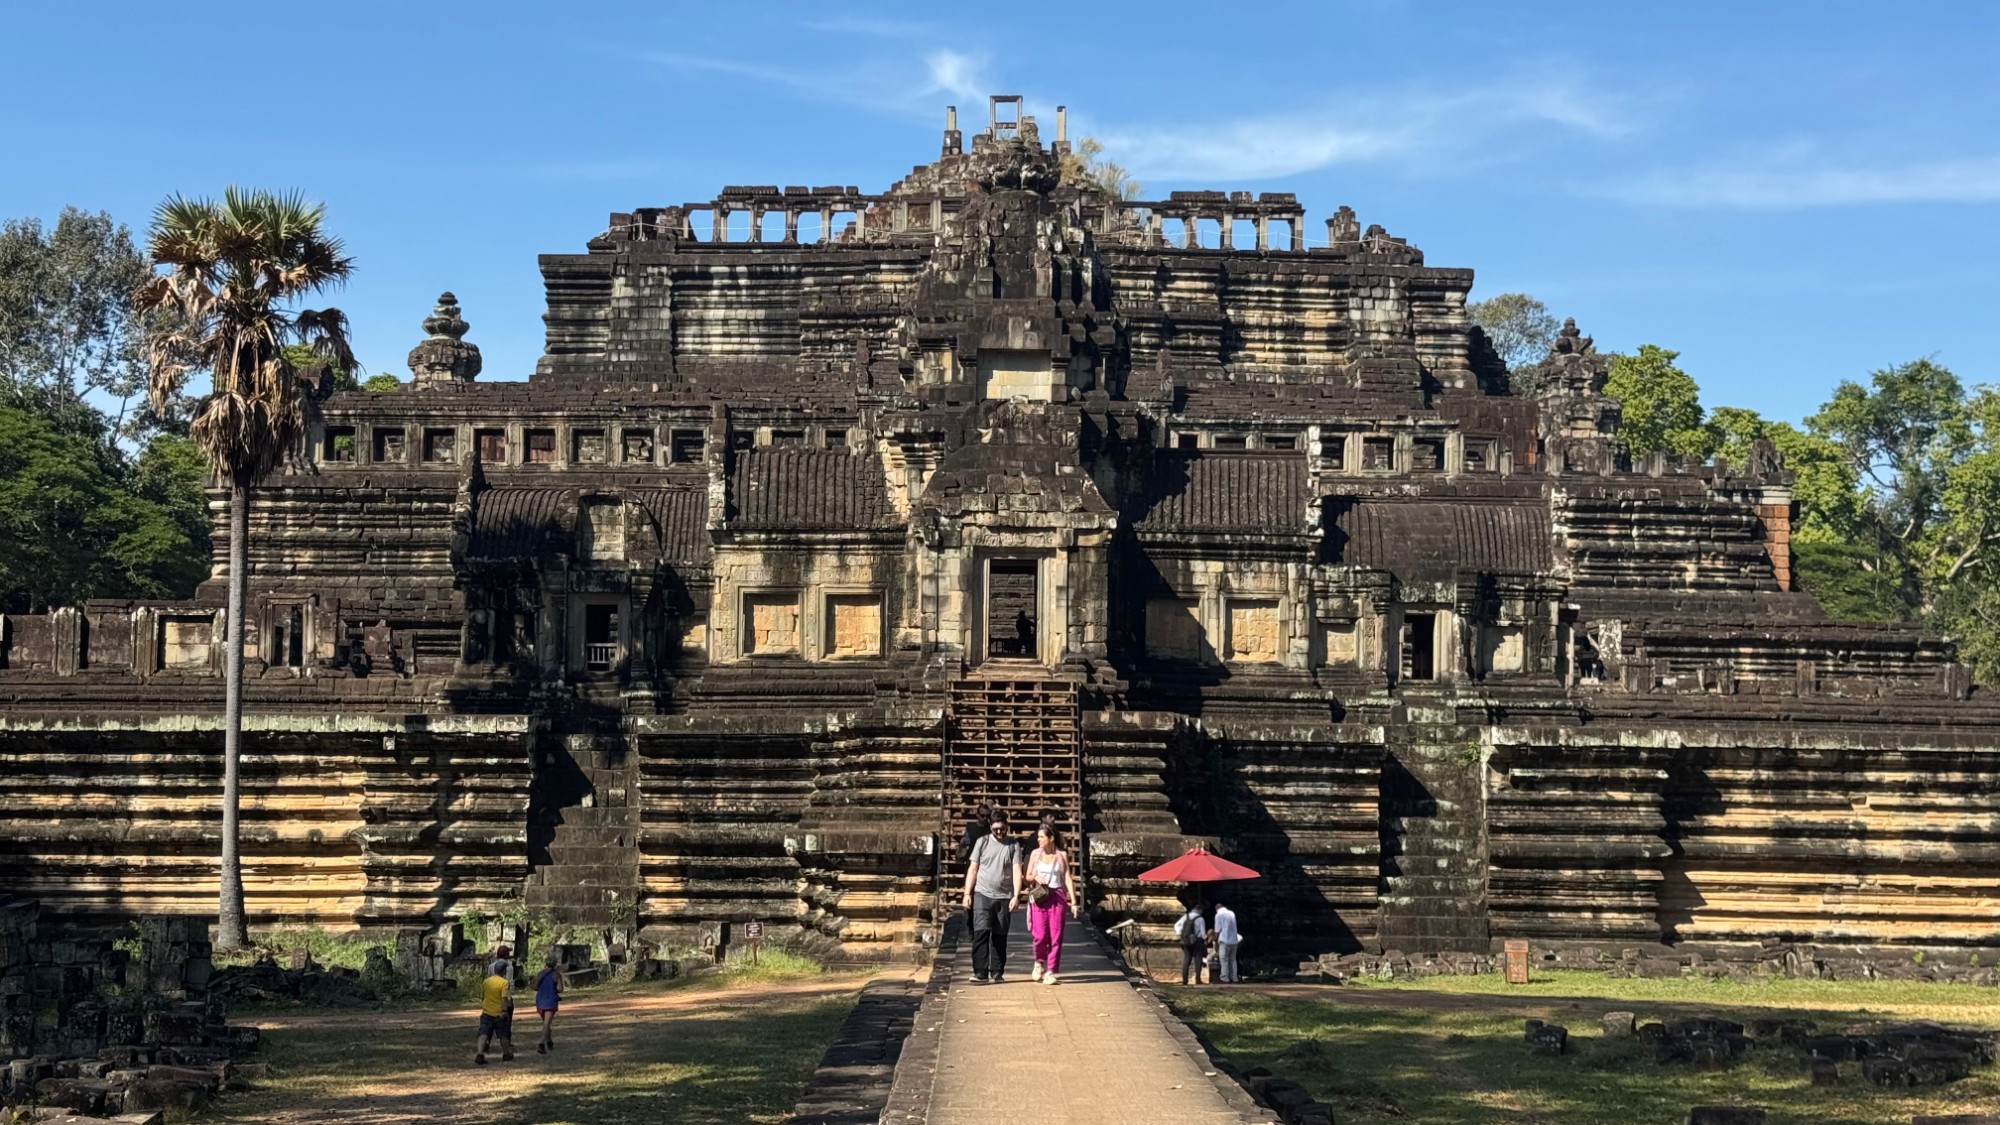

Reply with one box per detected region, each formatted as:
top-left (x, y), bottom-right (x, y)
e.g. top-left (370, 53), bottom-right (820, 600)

top-left (209, 970), bottom-right (902, 1125)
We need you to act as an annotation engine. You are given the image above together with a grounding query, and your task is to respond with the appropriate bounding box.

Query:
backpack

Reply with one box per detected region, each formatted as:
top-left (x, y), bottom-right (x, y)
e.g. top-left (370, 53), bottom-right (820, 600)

top-left (1174, 910), bottom-right (1204, 947)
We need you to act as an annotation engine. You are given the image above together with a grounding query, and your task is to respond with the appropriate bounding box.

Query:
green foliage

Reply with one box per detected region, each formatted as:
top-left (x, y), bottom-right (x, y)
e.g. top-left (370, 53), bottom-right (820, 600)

top-left (0, 404), bottom-right (210, 611)
top-left (1469, 293), bottom-right (1559, 371)
top-left (1605, 345), bottom-right (1710, 458)
top-left (0, 207), bottom-right (153, 439)
top-left (1793, 540), bottom-right (1914, 624)
top-left (361, 372), bottom-right (401, 393)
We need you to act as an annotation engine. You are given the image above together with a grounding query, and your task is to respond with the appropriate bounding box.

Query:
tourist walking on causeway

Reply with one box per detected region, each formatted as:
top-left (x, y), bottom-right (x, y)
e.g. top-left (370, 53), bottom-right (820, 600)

top-left (963, 811), bottom-right (1024, 982)
top-left (1173, 902), bottom-right (1208, 985)
top-left (475, 951), bottom-right (516, 1064)
top-left (1024, 825), bottom-right (1080, 984)
top-left (1213, 901), bottom-right (1241, 983)
top-left (534, 953), bottom-right (566, 1054)
top-left (958, 802), bottom-right (992, 866)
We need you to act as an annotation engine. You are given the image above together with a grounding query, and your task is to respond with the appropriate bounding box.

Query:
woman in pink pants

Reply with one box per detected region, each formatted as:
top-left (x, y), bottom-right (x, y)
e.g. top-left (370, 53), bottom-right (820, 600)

top-left (1025, 825), bottom-right (1080, 984)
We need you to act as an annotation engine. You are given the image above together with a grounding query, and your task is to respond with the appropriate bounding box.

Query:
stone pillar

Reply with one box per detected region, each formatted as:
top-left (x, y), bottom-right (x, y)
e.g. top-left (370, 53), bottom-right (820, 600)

top-left (1291, 214), bottom-right (1305, 251)
top-left (784, 209), bottom-right (799, 243)
top-left (1219, 213), bottom-right (1235, 250)
top-left (1255, 216), bottom-right (1269, 252)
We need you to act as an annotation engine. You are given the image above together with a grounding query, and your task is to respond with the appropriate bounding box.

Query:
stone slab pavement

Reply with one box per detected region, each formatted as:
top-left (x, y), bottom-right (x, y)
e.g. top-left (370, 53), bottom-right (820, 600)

top-left (912, 907), bottom-right (1271, 1125)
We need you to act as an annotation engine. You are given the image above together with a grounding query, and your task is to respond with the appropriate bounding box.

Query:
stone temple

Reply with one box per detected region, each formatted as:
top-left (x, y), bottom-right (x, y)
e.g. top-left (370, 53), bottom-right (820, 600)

top-left (3, 99), bottom-right (1996, 968)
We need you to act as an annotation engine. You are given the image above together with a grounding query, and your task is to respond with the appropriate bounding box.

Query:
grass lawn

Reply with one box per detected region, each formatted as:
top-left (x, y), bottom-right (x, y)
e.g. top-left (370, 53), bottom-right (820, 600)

top-left (204, 959), bottom-right (871, 1125)
top-left (1172, 972), bottom-right (2000, 1125)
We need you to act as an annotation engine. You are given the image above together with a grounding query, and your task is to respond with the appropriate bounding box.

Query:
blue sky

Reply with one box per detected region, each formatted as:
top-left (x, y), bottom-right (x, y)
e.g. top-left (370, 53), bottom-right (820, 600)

top-left (5, 1), bottom-right (1996, 423)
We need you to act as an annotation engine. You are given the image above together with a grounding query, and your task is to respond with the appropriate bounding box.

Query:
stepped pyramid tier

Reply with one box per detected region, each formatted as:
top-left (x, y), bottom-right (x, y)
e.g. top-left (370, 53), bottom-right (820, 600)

top-left (3, 98), bottom-right (1998, 971)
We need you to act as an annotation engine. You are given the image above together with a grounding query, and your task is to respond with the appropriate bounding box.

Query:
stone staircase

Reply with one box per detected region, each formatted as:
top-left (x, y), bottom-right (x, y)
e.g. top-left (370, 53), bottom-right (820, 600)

top-left (524, 733), bottom-right (642, 928)
top-left (1375, 735), bottom-right (1490, 952)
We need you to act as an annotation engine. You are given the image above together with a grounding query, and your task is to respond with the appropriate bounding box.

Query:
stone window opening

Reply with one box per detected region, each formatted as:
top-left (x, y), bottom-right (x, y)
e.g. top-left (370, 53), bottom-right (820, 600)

top-left (724, 211), bottom-right (753, 242)
top-left (685, 209), bottom-right (713, 241)
top-left (1158, 217), bottom-right (1187, 247)
top-left (1268, 217), bottom-right (1295, 250)
top-left (822, 428), bottom-right (850, 450)
top-left (796, 212), bottom-right (823, 244)
top-left (323, 426), bottom-right (356, 463)
top-left (572, 428), bottom-right (607, 463)
top-left (730, 431), bottom-right (755, 452)
top-left (759, 211), bottom-right (787, 242)
top-left (769, 428), bottom-right (807, 447)
top-left (525, 428), bottom-right (557, 464)
top-left (1362, 436), bottom-right (1395, 472)
top-left (1174, 432), bottom-right (1199, 451)
top-left (423, 428), bottom-right (457, 464)
top-left (622, 428), bottom-right (655, 463)
top-left (828, 211), bottom-right (859, 242)
top-left (372, 427), bottom-right (406, 463)
top-left (1400, 612), bottom-right (1438, 681)
top-left (670, 429), bottom-right (705, 463)
top-left (1412, 437), bottom-right (1445, 473)
top-left (1195, 218), bottom-right (1222, 249)
top-left (1211, 433), bottom-right (1248, 451)
top-left (1264, 433), bottom-right (1298, 451)
top-left (1231, 218), bottom-right (1257, 250)
top-left (475, 428), bottom-right (507, 464)
top-left (582, 604), bottom-right (620, 673)
top-left (1320, 434), bottom-right (1347, 470)
top-left (1463, 439), bottom-right (1494, 473)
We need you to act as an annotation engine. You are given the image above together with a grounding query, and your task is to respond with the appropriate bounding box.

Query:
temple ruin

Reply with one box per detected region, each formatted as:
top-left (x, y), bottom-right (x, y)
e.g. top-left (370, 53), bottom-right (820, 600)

top-left (3, 99), bottom-right (1996, 967)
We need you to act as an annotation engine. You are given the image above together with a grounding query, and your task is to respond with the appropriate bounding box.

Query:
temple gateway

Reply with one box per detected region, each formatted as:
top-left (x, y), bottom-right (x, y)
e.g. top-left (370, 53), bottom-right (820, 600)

top-left (3, 99), bottom-right (1996, 967)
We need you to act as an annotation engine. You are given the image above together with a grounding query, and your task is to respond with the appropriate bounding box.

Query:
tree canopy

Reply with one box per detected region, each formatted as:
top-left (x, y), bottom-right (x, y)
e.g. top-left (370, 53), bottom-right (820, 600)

top-left (0, 208), bottom-right (153, 441)
top-left (1469, 293), bottom-right (1559, 372)
top-left (0, 208), bottom-right (211, 611)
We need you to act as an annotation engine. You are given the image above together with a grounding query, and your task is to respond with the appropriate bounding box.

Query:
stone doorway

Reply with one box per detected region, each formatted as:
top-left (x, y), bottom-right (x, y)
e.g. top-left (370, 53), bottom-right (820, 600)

top-left (985, 559), bottom-right (1039, 661)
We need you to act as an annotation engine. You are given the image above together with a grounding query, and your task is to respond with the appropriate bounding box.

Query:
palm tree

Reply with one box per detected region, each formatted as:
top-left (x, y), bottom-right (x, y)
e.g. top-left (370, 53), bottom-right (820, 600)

top-left (139, 188), bottom-right (356, 949)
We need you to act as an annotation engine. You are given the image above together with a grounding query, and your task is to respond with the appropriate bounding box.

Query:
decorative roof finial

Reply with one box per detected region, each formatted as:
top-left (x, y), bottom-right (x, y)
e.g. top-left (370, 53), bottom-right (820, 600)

top-left (408, 291), bottom-right (482, 386)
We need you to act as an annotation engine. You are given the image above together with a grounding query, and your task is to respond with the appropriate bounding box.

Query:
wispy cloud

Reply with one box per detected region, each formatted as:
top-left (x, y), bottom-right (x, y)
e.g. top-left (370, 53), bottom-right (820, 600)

top-left (801, 15), bottom-right (935, 39)
top-left (1102, 76), bottom-right (1641, 182)
top-left (1602, 150), bottom-right (2000, 208)
top-left (641, 48), bottom-right (972, 120)
top-left (922, 50), bottom-right (987, 103)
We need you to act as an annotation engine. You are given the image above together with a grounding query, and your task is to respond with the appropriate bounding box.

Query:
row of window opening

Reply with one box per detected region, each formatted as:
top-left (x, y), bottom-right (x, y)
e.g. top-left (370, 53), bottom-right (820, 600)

top-left (322, 424), bottom-right (855, 466)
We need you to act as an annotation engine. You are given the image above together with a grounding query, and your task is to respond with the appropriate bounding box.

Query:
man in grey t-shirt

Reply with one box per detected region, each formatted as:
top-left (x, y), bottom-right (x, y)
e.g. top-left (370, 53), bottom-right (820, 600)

top-left (962, 813), bottom-right (1023, 982)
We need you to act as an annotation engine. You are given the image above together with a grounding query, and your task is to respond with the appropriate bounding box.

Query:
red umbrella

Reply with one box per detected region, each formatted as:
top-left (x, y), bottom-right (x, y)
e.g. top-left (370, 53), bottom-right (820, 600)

top-left (1136, 846), bottom-right (1261, 883)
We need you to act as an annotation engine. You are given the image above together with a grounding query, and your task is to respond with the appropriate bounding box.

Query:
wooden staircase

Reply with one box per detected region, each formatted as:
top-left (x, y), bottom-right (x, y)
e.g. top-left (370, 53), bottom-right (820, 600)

top-left (941, 675), bottom-right (1083, 890)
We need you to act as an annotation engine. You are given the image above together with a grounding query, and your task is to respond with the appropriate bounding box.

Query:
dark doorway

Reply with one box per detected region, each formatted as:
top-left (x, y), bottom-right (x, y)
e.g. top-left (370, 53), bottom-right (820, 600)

top-left (986, 559), bottom-right (1039, 660)
top-left (1401, 612), bottom-right (1436, 681)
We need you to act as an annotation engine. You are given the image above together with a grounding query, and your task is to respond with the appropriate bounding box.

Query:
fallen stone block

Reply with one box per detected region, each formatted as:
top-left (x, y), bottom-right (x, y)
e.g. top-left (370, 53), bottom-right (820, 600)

top-left (1601, 1011), bottom-right (1635, 1038)
top-left (1807, 1057), bottom-right (1837, 1086)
